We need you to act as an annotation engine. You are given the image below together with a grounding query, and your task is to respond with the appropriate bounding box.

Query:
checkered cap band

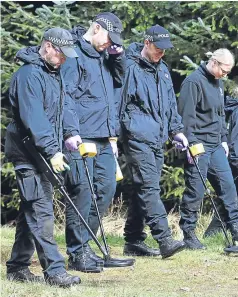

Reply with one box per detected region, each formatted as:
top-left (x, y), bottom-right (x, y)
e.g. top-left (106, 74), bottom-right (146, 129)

top-left (96, 18), bottom-right (122, 33)
top-left (47, 36), bottom-right (74, 46)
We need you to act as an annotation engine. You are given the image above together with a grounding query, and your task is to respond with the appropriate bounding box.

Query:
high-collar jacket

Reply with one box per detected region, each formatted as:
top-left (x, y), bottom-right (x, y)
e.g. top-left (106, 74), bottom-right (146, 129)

top-left (5, 46), bottom-right (78, 166)
top-left (177, 63), bottom-right (227, 145)
top-left (120, 42), bottom-right (183, 149)
top-left (225, 96), bottom-right (238, 164)
top-left (61, 25), bottom-right (126, 139)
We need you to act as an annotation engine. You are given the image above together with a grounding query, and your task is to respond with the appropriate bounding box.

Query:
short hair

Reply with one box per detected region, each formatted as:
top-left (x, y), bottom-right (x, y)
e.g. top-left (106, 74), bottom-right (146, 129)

top-left (205, 48), bottom-right (235, 67)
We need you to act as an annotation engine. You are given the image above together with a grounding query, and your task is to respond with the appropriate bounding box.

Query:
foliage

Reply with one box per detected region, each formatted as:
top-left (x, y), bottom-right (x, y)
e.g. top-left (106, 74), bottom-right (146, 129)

top-left (104, 1), bottom-right (183, 47)
top-left (1, 1), bottom-right (103, 211)
top-left (1, 1), bottom-right (237, 215)
top-left (161, 164), bottom-right (185, 200)
top-left (169, 1), bottom-right (238, 93)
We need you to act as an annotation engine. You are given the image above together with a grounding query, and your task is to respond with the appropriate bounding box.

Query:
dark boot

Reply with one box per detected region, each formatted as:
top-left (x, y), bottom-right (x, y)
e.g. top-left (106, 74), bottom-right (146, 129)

top-left (7, 268), bottom-right (43, 283)
top-left (124, 240), bottom-right (161, 257)
top-left (203, 216), bottom-right (227, 238)
top-left (159, 237), bottom-right (186, 259)
top-left (45, 272), bottom-right (81, 288)
top-left (68, 251), bottom-right (103, 273)
top-left (184, 230), bottom-right (206, 250)
top-left (83, 244), bottom-right (104, 265)
top-left (229, 222), bottom-right (238, 243)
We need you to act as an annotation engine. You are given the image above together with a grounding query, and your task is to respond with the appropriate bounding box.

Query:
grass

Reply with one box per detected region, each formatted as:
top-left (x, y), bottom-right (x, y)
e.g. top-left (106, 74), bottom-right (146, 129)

top-left (1, 215), bottom-right (238, 297)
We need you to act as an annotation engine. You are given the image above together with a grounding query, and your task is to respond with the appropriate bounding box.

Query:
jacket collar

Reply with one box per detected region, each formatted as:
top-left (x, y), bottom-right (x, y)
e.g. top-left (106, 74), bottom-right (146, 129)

top-left (77, 37), bottom-right (101, 58)
top-left (126, 42), bottom-right (163, 72)
top-left (134, 53), bottom-right (163, 73)
top-left (199, 62), bottom-right (217, 82)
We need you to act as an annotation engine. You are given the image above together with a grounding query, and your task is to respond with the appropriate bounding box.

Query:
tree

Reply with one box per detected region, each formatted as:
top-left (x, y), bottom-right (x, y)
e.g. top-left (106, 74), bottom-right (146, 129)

top-left (1, 1), bottom-right (104, 212)
top-left (1, 1), bottom-right (237, 217)
top-left (169, 1), bottom-right (238, 94)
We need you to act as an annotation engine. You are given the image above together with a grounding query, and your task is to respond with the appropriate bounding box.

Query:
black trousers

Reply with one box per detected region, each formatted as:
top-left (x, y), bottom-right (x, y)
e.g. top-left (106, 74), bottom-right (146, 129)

top-left (6, 168), bottom-right (65, 277)
top-left (123, 139), bottom-right (171, 243)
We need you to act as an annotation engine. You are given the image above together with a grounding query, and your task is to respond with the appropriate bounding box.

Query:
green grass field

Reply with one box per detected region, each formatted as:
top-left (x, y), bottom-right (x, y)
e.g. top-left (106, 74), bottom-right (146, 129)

top-left (1, 221), bottom-right (238, 297)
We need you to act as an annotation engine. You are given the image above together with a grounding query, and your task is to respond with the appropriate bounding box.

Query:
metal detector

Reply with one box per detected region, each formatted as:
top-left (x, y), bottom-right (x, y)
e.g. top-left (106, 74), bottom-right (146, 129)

top-left (23, 136), bottom-right (135, 267)
top-left (22, 136), bottom-right (109, 257)
top-left (187, 146), bottom-right (238, 254)
top-left (82, 155), bottom-right (135, 267)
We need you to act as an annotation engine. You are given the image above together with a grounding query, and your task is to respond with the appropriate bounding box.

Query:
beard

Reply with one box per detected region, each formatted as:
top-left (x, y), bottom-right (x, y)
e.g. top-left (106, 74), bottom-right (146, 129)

top-left (45, 53), bottom-right (60, 69)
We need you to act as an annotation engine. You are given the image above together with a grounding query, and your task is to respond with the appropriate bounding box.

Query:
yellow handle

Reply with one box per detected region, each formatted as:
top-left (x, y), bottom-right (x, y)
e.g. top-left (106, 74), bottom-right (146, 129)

top-left (189, 143), bottom-right (205, 157)
top-left (78, 143), bottom-right (97, 157)
top-left (115, 157), bottom-right (123, 181)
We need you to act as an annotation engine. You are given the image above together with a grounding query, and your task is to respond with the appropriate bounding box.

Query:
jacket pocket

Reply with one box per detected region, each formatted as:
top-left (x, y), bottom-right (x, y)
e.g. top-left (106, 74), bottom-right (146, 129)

top-left (125, 111), bottom-right (161, 145)
top-left (5, 122), bottom-right (29, 164)
top-left (77, 96), bottom-right (107, 126)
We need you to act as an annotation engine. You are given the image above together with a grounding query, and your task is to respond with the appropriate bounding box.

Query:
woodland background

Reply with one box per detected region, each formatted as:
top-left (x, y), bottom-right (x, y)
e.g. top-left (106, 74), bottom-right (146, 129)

top-left (1, 1), bottom-right (238, 222)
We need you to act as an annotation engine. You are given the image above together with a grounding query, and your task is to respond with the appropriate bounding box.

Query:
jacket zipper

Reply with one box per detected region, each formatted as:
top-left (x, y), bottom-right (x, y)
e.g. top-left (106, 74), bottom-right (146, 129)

top-left (99, 57), bottom-right (111, 136)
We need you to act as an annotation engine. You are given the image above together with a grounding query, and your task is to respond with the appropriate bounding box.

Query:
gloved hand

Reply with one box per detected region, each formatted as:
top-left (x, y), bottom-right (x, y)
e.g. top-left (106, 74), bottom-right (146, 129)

top-left (65, 135), bottom-right (82, 151)
top-left (109, 138), bottom-right (118, 157)
top-left (173, 133), bottom-right (189, 151)
top-left (107, 45), bottom-right (123, 55)
top-left (221, 141), bottom-right (229, 157)
top-left (50, 152), bottom-right (70, 173)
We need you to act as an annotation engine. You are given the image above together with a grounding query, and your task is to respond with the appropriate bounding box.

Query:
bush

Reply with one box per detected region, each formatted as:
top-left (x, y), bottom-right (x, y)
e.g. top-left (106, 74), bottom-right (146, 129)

top-left (1, 1), bottom-right (237, 219)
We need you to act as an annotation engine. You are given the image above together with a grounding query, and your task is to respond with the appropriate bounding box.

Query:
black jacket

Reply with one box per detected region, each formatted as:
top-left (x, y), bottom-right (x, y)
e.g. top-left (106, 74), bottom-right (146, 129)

top-left (61, 26), bottom-right (126, 139)
top-left (120, 42), bottom-right (183, 149)
top-left (177, 63), bottom-right (227, 145)
top-left (225, 96), bottom-right (238, 168)
top-left (5, 46), bottom-right (79, 167)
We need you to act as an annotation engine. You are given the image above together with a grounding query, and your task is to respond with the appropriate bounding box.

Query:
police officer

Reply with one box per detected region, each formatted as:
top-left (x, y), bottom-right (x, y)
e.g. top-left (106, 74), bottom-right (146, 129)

top-left (120, 25), bottom-right (187, 258)
top-left (61, 12), bottom-right (126, 272)
top-left (5, 28), bottom-right (81, 287)
top-left (204, 95), bottom-right (238, 237)
top-left (227, 95), bottom-right (238, 191)
top-left (177, 49), bottom-right (238, 249)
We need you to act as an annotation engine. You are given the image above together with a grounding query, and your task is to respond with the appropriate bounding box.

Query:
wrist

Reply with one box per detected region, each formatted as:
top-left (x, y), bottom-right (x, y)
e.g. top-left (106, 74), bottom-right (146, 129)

top-left (171, 130), bottom-right (184, 137)
top-left (52, 152), bottom-right (63, 159)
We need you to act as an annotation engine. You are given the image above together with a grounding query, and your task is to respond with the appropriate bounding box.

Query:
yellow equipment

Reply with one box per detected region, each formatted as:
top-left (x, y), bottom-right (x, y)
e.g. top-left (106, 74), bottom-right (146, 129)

top-left (189, 143), bottom-right (205, 157)
top-left (78, 143), bottom-right (97, 157)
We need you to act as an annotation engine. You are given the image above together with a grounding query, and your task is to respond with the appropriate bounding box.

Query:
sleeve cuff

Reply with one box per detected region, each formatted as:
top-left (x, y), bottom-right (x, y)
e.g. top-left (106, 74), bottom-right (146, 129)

top-left (109, 137), bottom-right (118, 142)
top-left (63, 130), bottom-right (79, 140)
top-left (221, 135), bottom-right (227, 142)
top-left (170, 129), bottom-right (184, 137)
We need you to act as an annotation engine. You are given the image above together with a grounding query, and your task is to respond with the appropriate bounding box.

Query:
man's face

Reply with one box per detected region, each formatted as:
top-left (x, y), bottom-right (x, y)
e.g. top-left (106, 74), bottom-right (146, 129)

top-left (92, 25), bottom-right (112, 52)
top-left (146, 42), bottom-right (165, 63)
top-left (212, 59), bottom-right (232, 79)
top-left (45, 43), bottom-right (66, 68)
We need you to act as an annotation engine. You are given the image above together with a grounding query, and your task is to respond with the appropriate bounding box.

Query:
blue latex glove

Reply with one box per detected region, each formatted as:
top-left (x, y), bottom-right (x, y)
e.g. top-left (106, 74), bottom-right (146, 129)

top-left (173, 133), bottom-right (189, 151)
top-left (65, 135), bottom-right (82, 151)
